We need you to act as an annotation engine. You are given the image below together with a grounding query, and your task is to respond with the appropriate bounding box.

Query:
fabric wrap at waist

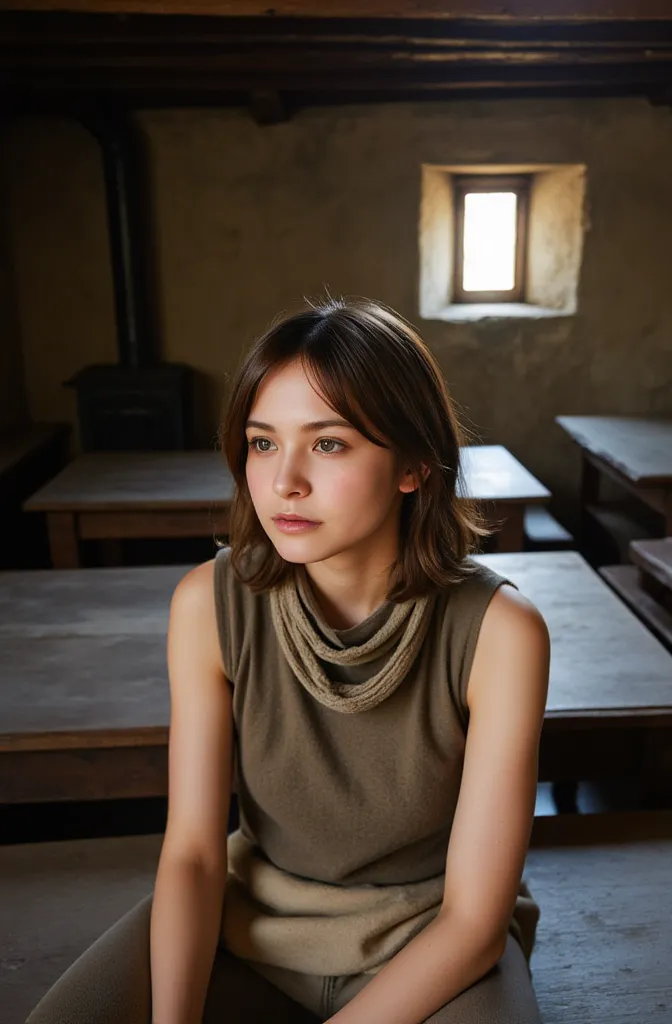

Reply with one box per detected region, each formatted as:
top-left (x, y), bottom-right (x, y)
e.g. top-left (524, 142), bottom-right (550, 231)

top-left (220, 829), bottom-right (445, 976)
top-left (220, 830), bottom-right (539, 976)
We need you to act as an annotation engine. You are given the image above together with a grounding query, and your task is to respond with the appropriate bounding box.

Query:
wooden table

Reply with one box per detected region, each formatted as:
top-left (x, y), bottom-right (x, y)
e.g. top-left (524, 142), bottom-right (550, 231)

top-left (2, 550), bottom-right (671, 804)
top-left (23, 451), bottom-right (235, 568)
top-left (23, 445), bottom-right (550, 568)
top-left (0, 564), bottom-right (185, 803)
top-left (477, 550), bottom-right (672, 804)
top-left (556, 415), bottom-right (672, 542)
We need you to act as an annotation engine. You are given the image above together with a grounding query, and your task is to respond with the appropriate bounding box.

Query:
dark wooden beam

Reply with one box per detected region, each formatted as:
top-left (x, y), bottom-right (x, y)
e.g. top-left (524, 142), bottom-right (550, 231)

top-left (1, 9), bottom-right (671, 107)
top-left (3, 1), bottom-right (672, 21)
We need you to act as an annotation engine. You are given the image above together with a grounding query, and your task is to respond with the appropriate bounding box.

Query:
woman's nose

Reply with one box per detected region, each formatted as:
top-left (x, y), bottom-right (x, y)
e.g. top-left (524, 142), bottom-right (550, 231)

top-left (273, 457), bottom-right (310, 499)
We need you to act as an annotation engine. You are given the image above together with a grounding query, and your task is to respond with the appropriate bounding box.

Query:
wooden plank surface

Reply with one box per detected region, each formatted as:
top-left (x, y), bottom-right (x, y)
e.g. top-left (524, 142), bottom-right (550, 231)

top-left (0, 833), bottom-right (162, 1024)
top-left (5, 1), bottom-right (672, 20)
top-left (0, 565), bottom-right (191, 750)
top-left (556, 415), bottom-right (672, 485)
top-left (0, 565), bottom-right (187, 637)
top-left (476, 551), bottom-right (672, 717)
top-left (525, 827), bottom-right (672, 1023)
top-left (1, 636), bottom-right (171, 744)
top-left (23, 445), bottom-right (549, 513)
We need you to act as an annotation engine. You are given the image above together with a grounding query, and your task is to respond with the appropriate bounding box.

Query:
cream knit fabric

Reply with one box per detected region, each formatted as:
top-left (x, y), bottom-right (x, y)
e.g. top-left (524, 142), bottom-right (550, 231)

top-left (269, 568), bottom-right (435, 714)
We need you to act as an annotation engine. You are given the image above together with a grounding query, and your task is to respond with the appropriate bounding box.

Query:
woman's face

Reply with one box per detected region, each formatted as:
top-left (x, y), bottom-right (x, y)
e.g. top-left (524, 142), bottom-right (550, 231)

top-left (244, 359), bottom-right (416, 566)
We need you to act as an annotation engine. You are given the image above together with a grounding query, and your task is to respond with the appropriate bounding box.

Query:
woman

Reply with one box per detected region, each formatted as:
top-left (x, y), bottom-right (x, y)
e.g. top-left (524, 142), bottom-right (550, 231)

top-left (27, 297), bottom-right (549, 1024)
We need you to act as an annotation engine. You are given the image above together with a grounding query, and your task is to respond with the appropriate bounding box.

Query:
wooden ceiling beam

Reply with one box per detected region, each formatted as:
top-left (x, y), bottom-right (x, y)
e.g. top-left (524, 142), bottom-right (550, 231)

top-left (3, 47), bottom-right (672, 70)
top-left (3, 61), bottom-right (671, 93)
top-left (3, 12), bottom-right (672, 46)
top-left (3, 1), bottom-right (672, 21)
top-left (2, 7), bottom-right (672, 106)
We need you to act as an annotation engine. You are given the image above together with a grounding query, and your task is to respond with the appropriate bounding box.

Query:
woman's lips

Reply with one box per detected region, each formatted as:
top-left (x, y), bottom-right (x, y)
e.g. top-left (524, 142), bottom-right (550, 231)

top-left (272, 517), bottom-right (321, 533)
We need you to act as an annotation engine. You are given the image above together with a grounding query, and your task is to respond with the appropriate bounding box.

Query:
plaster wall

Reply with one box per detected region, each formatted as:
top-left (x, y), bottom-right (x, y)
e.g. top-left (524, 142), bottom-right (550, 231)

top-left (2, 97), bottom-right (671, 530)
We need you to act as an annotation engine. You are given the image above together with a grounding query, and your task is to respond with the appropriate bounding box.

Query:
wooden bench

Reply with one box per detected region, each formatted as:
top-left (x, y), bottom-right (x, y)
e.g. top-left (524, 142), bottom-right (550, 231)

top-left (458, 445), bottom-right (552, 552)
top-left (556, 415), bottom-right (672, 550)
top-left (3, 812), bottom-right (671, 1024)
top-left (600, 538), bottom-right (672, 652)
top-left (523, 506), bottom-right (574, 551)
top-left (630, 537), bottom-right (672, 602)
top-left (23, 445), bottom-right (551, 568)
top-left (2, 551), bottom-right (672, 805)
top-left (585, 499), bottom-right (655, 562)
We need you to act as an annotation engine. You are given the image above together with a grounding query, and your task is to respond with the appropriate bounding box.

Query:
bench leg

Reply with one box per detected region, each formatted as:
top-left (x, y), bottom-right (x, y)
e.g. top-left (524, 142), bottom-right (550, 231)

top-left (47, 513), bottom-right (80, 568)
top-left (579, 456), bottom-right (600, 552)
top-left (642, 733), bottom-right (672, 809)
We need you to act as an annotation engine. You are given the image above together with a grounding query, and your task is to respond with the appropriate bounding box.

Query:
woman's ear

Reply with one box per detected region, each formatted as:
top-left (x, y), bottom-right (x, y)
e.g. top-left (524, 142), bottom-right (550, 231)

top-left (399, 462), bottom-right (430, 494)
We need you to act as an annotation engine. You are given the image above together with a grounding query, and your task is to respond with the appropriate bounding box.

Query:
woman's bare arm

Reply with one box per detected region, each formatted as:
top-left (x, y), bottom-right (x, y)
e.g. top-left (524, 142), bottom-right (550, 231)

top-left (150, 559), bottom-right (234, 1024)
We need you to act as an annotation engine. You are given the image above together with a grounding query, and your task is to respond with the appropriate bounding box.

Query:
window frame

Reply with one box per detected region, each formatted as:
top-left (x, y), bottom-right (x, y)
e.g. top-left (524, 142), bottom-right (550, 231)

top-left (452, 173), bottom-right (531, 304)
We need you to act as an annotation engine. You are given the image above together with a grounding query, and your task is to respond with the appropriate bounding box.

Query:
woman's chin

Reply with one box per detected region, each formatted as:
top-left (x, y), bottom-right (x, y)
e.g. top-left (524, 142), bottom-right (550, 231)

top-left (272, 535), bottom-right (323, 562)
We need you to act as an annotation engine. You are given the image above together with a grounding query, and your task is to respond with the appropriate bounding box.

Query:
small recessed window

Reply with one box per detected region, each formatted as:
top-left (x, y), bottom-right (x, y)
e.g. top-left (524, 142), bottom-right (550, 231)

top-left (453, 175), bottom-right (530, 304)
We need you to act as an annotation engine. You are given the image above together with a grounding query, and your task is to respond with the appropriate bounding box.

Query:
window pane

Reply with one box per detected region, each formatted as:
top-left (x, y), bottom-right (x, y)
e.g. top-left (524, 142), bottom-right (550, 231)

top-left (462, 191), bottom-right (517, 292)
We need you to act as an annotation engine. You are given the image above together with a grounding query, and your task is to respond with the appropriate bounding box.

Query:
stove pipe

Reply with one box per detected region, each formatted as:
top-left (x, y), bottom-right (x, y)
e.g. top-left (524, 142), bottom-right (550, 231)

top-left (65, 107), bottom-right (193, 451)
top-left (82, 107), bottom-right (154, 367)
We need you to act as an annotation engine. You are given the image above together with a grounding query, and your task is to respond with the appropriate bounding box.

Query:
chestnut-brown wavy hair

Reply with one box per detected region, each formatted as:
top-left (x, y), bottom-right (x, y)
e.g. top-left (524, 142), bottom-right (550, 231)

top-left (218, 296), bottom-right (490, 601)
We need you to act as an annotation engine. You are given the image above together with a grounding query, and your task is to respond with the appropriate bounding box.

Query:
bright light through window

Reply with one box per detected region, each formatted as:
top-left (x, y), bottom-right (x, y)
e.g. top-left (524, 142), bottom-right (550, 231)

top-left (462, 191), bottom-right (517, 292)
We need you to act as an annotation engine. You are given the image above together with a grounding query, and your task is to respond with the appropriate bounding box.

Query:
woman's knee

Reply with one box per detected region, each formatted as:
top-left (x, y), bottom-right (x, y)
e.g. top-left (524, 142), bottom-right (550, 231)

top-left (26, 892), bottom-right (154, 1024)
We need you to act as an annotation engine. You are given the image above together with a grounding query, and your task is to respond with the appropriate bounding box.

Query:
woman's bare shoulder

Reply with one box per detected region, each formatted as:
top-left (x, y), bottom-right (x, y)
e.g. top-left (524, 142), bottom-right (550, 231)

top-left (485, 582), bottom-right (548, 637)
top-left (172, 557), bottom-right (216, 601)
top-left (169, 558), bottom-right (225, 676)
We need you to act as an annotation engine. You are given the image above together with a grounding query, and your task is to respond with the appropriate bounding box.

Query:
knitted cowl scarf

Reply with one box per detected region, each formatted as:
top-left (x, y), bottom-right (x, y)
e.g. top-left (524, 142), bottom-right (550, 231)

top-left (269, 566), bottom-right (436, 714)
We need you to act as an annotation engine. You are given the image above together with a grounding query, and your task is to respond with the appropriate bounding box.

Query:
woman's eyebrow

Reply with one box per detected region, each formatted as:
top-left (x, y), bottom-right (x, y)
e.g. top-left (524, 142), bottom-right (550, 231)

top-left (245, 419), bottom-right (355, 432)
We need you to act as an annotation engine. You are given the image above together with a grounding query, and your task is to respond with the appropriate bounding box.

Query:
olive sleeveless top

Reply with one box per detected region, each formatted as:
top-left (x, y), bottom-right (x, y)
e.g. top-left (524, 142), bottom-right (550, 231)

top-left (214, 546), bottom-right (540, 977)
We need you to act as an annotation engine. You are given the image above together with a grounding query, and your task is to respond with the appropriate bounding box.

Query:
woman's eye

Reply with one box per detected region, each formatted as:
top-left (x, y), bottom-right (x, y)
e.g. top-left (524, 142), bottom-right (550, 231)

top-left (315, 438), bottom-right (345, 454)
top-left (247, 437), bottom-right (345, 454)
top-left (247, 437), bottom-right (275, 453)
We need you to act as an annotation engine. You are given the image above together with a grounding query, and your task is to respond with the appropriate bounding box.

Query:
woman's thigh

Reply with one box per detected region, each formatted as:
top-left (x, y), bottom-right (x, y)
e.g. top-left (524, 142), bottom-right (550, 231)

top-left (26, 893), bottom-right (154, 1024)
top-left (26, 890), bottom-right (321, 1024)
top-left (331, 935), bottom-right (543, 1024)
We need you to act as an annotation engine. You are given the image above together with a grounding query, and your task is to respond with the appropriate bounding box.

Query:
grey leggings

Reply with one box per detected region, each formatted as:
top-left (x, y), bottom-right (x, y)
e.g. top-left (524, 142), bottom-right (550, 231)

top-left (26, 892), bottom-right (543, 1023)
